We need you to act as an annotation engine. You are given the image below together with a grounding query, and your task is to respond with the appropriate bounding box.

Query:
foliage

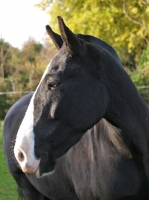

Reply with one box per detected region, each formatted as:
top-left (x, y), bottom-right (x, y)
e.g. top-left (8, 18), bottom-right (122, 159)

top-left (37, 0), bottom-right (149, 68)
top-left (0, 37), bottom-right (56, 120)
top-left (129, 45), bottom-right (149, 103)
top-left (0, 39), bottom-right (11, 82)
top-left (139, 46), bottom-right (149, 69)
top-left (130, 45), bottom-right (149, 86)
top-left (0, 93), bottom-right (23, 120)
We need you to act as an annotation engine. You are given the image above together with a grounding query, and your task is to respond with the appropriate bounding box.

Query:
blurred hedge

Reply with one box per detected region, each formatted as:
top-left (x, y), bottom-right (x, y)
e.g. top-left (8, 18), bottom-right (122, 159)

top-left (139, 88), bottom-right (149, 105)
top-left (0, 93), bottom-right (25, 120)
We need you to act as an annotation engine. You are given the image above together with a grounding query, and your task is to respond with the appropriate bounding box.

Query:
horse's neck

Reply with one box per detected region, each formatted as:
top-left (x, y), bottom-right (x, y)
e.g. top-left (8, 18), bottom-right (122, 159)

top-left (91, 119), bottom-right (131, 157)
top-left (103, 64), bottom-right (149, 135)
top-left (104, 67), bottom-right (149, 176)
top-left (73, 119), bottom-right (131, 164)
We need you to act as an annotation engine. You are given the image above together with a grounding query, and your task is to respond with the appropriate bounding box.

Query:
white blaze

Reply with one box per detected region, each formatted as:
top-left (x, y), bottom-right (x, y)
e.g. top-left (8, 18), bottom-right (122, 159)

top-left (14, 60), bottom-right (52, 173)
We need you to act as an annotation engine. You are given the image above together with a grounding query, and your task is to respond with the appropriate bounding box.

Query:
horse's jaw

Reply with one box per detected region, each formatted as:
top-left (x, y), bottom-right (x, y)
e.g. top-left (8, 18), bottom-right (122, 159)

top-left (36, 168), bottom-right (55, 178)
top-left (35, 152), bottom-right (56, 178)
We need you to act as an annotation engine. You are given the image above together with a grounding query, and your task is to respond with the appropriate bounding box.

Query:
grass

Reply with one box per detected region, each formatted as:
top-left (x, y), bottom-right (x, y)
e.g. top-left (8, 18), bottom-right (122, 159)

top-left (0, 121), bottom-right (18, 200)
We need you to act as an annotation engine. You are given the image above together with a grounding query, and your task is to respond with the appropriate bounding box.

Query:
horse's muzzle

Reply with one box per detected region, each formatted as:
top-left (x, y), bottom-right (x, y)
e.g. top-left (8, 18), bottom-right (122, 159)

top-left (14, 148), bottom-right (40, 175)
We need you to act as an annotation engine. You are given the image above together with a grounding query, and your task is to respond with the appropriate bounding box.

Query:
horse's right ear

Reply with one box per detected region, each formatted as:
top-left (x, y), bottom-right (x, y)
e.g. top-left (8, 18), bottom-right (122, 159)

top-left (46, 25), bottom-right (63, 49)
top-left (57, 16), bottom-right (81, 54)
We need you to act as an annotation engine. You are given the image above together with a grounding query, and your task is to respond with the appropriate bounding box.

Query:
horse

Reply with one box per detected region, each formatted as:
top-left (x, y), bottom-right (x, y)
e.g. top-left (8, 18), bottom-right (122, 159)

top-left (3, 18), bottom-right (124, 200)
top-left (3, 16), bottom-right (149, 199)
top-left (3, 26), bottom-right (123, 200)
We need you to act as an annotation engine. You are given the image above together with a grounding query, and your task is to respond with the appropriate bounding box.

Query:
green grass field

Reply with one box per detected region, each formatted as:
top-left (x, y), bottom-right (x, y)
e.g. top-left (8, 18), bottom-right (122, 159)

top-left (0, 121), bottom-right (18, 200)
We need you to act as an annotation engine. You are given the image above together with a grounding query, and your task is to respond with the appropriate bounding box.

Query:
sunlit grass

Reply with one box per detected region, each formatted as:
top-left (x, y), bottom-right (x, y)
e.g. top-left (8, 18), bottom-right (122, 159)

top-left (0, 121), bottom-right (18, 200)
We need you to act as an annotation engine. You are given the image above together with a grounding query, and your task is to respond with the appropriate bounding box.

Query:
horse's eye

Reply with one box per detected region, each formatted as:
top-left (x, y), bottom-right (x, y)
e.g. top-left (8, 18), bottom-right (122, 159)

top-left (48, 82), bottom-right (61, 90)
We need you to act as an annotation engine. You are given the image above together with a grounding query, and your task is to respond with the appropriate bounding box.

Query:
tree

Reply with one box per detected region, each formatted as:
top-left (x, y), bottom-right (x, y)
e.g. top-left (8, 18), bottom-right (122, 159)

top-left (0, 39), bottom-right (11, 83)
top-left (37, 0), bottom-right (149, 68)
top-left (9, 38), bottom-right (56, 91)
top-left (21, 39), bottom-right (42, 87)
top-left (0, 36), bottom-right (57, 119)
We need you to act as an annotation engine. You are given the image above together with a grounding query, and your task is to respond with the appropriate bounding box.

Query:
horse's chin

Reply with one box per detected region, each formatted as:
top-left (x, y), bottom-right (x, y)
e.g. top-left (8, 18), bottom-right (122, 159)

top-left (36, 167), bottom-right (55, 178)
top-left (35, 152), bottom-right (56, 178)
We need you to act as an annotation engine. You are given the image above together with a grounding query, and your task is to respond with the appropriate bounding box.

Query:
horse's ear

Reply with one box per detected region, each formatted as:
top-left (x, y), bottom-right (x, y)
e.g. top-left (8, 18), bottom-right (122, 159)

top-left (57, 16), bottom-right (81, 54)
top-left (46, 25), bottom-right (63, 49)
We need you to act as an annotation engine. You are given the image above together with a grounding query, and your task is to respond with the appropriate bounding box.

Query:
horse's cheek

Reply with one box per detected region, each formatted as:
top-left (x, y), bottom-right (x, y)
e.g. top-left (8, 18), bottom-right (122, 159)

top-left (66, 85), bottom-right (108, 131)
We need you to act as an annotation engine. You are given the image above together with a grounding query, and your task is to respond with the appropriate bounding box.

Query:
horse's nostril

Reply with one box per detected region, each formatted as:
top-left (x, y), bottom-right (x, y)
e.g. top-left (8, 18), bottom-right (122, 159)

top-left (18, 150), bottom-right (25, 162)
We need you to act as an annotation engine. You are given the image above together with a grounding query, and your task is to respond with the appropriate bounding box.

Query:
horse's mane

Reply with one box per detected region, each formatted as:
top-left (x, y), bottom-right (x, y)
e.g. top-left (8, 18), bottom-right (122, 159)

top-left (93, 119), bottom-right (132, 157)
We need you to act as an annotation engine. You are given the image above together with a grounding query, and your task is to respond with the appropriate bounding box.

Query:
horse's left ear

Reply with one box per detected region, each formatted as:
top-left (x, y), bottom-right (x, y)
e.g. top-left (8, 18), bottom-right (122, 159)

top-left (57, 16), bottom-right (81, 54)
top-left (46, 25), bottom-right (63, 49)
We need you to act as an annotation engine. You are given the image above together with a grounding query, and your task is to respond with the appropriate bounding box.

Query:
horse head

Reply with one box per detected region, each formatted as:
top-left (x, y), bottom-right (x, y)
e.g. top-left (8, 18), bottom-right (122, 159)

top-left (14, 17), bottom-right (127, 177)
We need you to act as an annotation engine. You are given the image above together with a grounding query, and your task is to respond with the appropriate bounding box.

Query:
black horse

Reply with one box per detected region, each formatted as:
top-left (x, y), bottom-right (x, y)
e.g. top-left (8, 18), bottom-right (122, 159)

top-left (3, 17), bottom-right (149, 199)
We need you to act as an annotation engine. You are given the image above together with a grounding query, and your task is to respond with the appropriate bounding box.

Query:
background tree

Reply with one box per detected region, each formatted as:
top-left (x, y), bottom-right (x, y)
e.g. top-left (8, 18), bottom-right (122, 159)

top-left (0, 37), bottom-right (56, 119)
top-left (19, 38), bottom-right (56, 90)
top-left (0, 39), bottom-right (11, 83)
top-left (19, 38), bottom-right (44, 90)
top-left (1, 0), bottom-right (149, 118)
top-left (37, 0), bottom-right (149, 68)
